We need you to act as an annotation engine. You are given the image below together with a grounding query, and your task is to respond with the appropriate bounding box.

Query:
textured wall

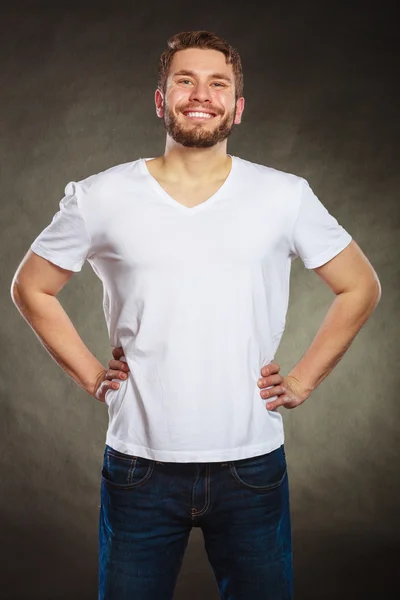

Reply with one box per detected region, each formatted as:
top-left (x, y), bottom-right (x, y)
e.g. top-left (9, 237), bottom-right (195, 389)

top-left (1, 1), bottom-right (399, 598)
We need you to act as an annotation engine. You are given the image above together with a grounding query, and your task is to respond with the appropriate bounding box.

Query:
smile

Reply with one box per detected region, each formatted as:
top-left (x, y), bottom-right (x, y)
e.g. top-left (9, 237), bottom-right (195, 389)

top-left (183, 111), bottom-right (216, 120)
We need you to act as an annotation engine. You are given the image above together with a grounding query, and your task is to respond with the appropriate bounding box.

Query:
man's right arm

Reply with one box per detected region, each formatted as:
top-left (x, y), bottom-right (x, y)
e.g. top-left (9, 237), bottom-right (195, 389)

top-left (10, 250), bottom-right (106, 397)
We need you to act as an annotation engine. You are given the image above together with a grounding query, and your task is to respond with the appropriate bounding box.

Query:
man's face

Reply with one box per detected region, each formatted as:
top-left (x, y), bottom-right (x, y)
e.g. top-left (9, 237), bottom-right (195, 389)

top-left (156, 48), bottom-right (244, 148)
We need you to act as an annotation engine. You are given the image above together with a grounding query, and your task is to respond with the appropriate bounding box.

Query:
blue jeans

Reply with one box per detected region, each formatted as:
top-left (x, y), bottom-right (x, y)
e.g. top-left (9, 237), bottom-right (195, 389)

top-left (98, 444), bottom-right (293, 599)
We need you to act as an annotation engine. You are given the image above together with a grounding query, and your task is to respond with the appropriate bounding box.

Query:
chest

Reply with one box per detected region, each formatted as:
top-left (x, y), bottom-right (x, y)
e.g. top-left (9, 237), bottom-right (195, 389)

top-left (92, 190), bottom-right (292, 272)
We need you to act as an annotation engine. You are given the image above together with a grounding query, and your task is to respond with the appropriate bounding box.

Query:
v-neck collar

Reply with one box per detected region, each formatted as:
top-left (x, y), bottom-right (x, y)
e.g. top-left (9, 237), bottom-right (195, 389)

top-left (139, 155), bottom-right (236, 214)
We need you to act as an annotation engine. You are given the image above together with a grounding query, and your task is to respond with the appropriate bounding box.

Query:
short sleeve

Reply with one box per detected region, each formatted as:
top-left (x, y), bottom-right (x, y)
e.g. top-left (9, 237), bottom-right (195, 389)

top-left (30, 181), bottom-right (93, 272)
top-left (291, 180), bottom-right (352, 269)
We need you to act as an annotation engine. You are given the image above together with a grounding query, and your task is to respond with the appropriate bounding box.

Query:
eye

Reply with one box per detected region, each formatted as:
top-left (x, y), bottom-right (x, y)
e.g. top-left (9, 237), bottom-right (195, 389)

top-left (212, 82), bottom-right (225, 87)
top-left (179, 79), bottom-right (193, 85)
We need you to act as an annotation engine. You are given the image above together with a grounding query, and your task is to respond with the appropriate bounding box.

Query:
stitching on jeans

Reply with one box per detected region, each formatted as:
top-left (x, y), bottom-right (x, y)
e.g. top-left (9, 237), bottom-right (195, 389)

top-left (190, 466), bottom-right (201, 509)
top-left (127, 458), bottom-right (137, 484)
top-left (229, 463), bottom-right (287, 491)
top-left (192, 465), bottom-right (211, 517)
top-left (101, 461), bottom-right (155, 489)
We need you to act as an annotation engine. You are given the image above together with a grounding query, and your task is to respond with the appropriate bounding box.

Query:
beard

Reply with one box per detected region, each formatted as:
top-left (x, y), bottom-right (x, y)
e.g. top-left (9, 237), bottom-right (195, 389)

top-left (162, 102), bottom-right (236, 148)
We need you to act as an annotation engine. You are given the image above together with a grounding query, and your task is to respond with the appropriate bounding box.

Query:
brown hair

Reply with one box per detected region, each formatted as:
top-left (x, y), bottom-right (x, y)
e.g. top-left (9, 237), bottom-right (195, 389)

top-left (157, 31), bottom-right (244, 101)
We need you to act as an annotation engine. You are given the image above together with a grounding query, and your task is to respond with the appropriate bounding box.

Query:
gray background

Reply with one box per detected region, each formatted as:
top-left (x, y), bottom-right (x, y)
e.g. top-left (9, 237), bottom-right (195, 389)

top-left (1, 0), bottom-right (399, 598)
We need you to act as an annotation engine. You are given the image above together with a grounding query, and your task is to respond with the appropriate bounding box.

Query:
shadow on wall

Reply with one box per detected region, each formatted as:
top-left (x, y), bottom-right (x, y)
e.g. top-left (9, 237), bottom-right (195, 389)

top-left (292, 530), bottom-right (398, 600)
top-left (2, 517), bottom-right (397, 599)
top-left (1, 513), bottom-right (98, 599)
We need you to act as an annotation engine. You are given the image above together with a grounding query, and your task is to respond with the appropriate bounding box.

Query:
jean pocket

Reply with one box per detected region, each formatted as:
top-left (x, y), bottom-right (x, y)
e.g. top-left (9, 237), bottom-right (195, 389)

top-left (101, 446), bottom-right (154, 489)
top-left (229, 445), bottom-right (287, 491)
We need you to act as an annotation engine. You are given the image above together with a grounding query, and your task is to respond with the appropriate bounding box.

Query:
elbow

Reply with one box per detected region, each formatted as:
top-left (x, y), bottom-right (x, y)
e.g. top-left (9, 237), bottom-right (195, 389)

top-left (10, 269), bottom-right (24, 304)
top-left (341, 274), bottom-right (382, 316)
top-left (375, 278), bottom-right (382, 305)
top-left (10, 280), bottom-right (22, 306)
top-left (359, 268), bottom-right (382, 309)
top-left (362, 276), bottom-right (382, 315)
top-left (10, 285), bottom-right (29, 315)
top-left (370, 272), bottom-right (382, 307)
top-left (10, 279), bottom-right (33, 310)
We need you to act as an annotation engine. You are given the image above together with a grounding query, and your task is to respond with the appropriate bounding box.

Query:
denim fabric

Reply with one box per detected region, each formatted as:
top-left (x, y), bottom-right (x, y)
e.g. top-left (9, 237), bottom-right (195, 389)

top-left (98, 444), bottom-right (293, 599)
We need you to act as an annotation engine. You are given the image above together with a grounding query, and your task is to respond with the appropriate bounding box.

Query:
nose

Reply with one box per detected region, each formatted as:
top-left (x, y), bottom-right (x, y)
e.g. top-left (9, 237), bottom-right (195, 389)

top-left (189, 81), bottom-right (212, 104)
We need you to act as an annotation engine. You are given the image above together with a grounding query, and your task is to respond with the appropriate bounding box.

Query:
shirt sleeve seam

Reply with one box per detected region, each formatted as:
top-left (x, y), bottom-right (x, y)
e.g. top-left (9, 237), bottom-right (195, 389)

top-left (30, 242), bottom-right (83, 272)
top-left (302, 233), bottom-right (353, 269)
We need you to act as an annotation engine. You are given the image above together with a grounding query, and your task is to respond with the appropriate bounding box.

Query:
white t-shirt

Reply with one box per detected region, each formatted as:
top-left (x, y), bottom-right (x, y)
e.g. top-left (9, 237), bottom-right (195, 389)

top-left (30, 155), bottom-right (352, 462)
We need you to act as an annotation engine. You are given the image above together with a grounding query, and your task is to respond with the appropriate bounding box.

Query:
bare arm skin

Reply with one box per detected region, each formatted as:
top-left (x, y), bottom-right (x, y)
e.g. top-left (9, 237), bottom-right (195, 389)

top-left (289, 240), bottom-right (381, 389)
top-left (10, 250), bottom-right (107, 398)
top-left (263, 240), bottom-right (381, 410)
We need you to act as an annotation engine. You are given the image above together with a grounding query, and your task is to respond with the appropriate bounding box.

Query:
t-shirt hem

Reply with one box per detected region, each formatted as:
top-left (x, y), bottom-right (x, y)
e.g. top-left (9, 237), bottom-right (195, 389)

top-left (303, 233), bottom-right (352, 269)
top-left (30, 242), bottom-right (83, 272)
top-left (104, 432), bottom-right (285, 463)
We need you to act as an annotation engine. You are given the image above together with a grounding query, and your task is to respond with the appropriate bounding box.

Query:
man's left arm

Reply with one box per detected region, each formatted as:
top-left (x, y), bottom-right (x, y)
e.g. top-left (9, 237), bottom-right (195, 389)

top-left (264, 240), bottom-right (381, 410)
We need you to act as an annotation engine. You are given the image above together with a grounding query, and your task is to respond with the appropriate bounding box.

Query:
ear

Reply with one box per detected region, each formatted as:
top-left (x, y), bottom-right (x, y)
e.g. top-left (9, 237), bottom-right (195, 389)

top-left (234, 97), bottom-right (245, 124)
top-left (155, 89), bottom-right (164, 118)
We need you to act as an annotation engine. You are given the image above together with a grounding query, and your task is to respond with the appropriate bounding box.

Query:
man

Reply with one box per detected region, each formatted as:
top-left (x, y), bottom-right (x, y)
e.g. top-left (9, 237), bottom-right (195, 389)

top-left (11, 30), bottom-right (381, 600)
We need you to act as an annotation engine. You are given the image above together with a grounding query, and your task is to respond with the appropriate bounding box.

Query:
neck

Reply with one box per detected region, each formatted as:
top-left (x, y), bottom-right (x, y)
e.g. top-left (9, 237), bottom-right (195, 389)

top-left (159, 139), bottom-right (231, 183)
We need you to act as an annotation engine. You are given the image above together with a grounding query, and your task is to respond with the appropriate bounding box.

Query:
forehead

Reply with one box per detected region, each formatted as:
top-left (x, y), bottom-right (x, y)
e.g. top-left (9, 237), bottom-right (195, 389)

top-left (168, 48), bottom-right (233, 78)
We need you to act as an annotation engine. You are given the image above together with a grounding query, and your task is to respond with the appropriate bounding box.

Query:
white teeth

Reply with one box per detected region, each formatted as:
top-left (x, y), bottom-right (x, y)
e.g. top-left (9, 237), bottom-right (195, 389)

top-left (186, 112), bottom-right (213, 118)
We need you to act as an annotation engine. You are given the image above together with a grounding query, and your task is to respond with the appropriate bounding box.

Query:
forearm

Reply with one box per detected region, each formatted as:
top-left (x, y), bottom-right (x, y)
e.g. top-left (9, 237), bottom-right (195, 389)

top-left (288, 286), bottom-right (381, 395)
top-left (12, 288), bottom-right (106, 396)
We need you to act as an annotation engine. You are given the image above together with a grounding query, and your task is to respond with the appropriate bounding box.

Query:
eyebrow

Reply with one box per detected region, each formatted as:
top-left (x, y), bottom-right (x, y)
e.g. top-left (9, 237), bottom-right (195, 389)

top-left (173, 69), bottom-right (233, 83)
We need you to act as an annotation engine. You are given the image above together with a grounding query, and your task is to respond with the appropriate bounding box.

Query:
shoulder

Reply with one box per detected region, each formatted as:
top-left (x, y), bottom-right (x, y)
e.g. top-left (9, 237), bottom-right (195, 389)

top-left (233, 155), bottom-right (306, 195)
top-left (75, 159), bottom-right (143, 196)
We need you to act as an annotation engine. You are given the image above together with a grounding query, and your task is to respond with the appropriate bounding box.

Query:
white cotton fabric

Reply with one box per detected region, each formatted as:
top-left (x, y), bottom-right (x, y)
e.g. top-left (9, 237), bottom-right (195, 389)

top-left (30, 156), bottom-right (352, 462)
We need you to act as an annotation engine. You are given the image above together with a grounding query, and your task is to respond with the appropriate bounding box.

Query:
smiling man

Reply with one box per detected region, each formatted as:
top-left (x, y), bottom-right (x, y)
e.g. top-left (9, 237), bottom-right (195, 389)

top-left (11, 31), bottom-right (381, 600)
